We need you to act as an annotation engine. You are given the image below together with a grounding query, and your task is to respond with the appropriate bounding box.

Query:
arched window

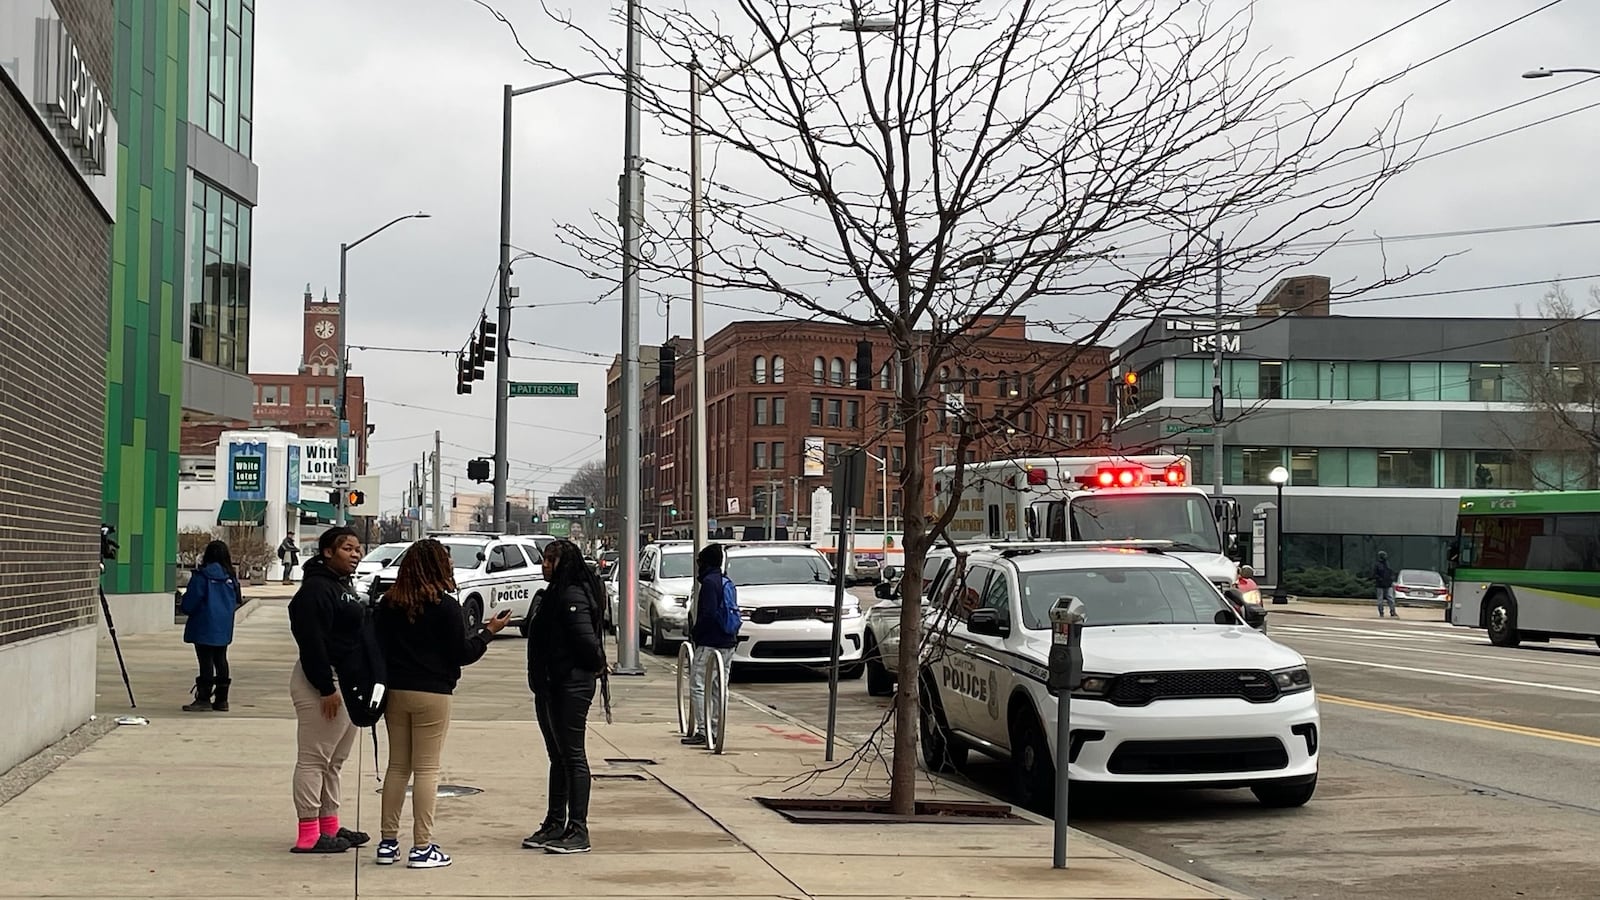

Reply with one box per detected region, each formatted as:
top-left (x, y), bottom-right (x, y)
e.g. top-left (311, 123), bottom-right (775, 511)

top-left (813, 357), bottom-right (826, 385)
top-left (753, 355), bottom-right (767, 384)
top-left (969, 369), bottom-right (982, 397)
top-left (772, 355), bottom-right (785, 384)
top-left (831, 357), bottom-right (845, 387)
top-left (847, 359), bottom-right (859, 388)
top-left (879, 360), bottom-right (892, 390)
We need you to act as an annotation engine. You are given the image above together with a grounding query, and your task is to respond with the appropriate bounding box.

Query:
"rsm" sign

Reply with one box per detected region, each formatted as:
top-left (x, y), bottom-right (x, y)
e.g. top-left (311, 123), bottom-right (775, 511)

top-left (1166, 319), bottom-right (1241, 354)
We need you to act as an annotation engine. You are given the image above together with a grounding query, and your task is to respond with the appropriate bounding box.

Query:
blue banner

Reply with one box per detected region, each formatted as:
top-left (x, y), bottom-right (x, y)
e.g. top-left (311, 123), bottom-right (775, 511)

top-left (227, 441), bottom-right (268, 501)
top-left (286, 445), bottom-right (301, 505)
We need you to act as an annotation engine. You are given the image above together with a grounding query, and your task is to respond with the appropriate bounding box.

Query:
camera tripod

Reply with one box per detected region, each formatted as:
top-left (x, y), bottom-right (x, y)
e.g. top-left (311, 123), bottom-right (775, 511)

top-left (99, 526), bottom-right (136, 708)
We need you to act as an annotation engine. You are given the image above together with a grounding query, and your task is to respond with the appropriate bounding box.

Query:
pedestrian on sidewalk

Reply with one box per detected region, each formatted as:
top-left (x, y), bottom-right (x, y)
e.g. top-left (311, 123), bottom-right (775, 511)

top-left (373, 539), bottom-right (509, 869)
top-left (279, 534), bottom-right (301, 585)
top-left (286, 526), bottom-right (372, 855)
top-left (180, 540), bottom-right (242, 713)
top-left (683, 542), bottom-right (739, 747)
top-left (522, 539), bottom-right (606, 855)
top-left (1373, 551), bottom-right (1398, 617)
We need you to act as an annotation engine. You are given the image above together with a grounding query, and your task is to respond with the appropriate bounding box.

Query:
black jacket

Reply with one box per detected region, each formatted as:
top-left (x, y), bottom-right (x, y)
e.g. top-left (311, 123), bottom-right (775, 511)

top-left (288, 557), bottom-right (366, 697)
top-left (527, 581), bottom-right (605, 690)
top-left (1374, 560), bottom-right (1396, 589)
top-left (375, 593), bottom-right (491, 694)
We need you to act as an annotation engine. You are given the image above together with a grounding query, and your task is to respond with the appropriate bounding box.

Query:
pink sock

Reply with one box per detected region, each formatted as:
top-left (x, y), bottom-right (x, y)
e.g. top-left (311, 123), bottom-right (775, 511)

top-left (318, 815), bottom-right (339, 837)
top-left (295, 819), bottom-right (320, 850)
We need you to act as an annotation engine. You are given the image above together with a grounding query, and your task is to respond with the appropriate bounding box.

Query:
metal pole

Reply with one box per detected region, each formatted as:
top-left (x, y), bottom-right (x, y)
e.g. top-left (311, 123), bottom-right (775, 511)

top-left (413, 463), bottom-right (422, 540)
top-left (881, 459), bottom-right (889, 544)
top-left (689, 61), bottom-right (711, 561)
top-left (432, 430), bottom-right (442, 532)
top-left (1053, 688), bottom-right (1070, 867)
top-left (825, 461), bottom-right (853, 762)
top-left (614, 0), bottom-right (646, 675)
top-left (1211, 235), bottom-right (1224, 498)
top-left (492, 84), bottom-right (514, 534)
top-left (1273, 482), bottom-right (1288, 604)
top-left (336, 243), bottom-right (349, 526)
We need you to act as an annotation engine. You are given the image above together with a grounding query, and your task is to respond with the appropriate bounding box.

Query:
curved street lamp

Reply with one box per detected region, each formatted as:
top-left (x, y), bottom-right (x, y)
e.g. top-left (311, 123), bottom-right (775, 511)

top-left (1523, 67), bottom-right (1600, 79)
top-left (1268, 465), bottom-right (1290, 605)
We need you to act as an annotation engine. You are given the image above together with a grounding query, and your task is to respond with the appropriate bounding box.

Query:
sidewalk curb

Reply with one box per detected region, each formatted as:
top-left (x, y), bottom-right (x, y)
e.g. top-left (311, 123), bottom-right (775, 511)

top-left (0, 717), bottom-right (118, 808)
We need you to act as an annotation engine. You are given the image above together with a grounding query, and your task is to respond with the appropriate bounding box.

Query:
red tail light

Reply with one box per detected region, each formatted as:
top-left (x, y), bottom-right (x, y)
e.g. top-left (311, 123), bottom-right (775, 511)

top-left (1026, 467), bottom-right (1049, 486)
top-left (1164, 466), bottom-right (1186, 485)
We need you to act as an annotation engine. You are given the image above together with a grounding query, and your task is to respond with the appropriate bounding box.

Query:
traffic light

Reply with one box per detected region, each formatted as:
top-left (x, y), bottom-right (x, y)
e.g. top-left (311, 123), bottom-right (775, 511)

top-left (854, 340), bottom-right (872, 389)
top-left (469, 339), bottom-right (486, 380)
top-left (669, 505), bottom-right (678, 517)
top-left (456, 352), bottom-right (473, 394)
top-left (346, 490), bottom-right (365, 507)
top-left (587, 505), bottom-right (596, 515)
top-left (479, 316), bottom-right (497, 363)
top-left (1123, 371), bottom-right (1140, 408)
top-left (467, 457), bottom-right (491, 482)
top-left (658, 342), bottom-right (676, 397)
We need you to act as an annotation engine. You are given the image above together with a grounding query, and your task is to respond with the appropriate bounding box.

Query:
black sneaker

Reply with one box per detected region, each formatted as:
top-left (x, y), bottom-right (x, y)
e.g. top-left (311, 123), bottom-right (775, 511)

top-left (290, 834), bottom-right (351, 854)
top-left (337, 827), bottom-right (371, 847)
top-left (544, 824), bottom-right (591, 855)
top-left (521, 820), bottom-right (566, 849)
top-left (680, 733), bottom-right (706, 746)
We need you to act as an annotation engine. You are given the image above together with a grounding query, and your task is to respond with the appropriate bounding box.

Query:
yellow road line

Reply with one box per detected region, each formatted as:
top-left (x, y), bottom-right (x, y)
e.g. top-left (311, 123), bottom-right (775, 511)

top-left (1319, 693), bottom-right (1600, 749)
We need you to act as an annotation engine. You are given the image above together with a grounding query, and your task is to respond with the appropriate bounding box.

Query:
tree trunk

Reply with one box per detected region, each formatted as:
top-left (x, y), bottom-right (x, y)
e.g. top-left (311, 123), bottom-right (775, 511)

top-left (890, 380), bottom-right (929, 816)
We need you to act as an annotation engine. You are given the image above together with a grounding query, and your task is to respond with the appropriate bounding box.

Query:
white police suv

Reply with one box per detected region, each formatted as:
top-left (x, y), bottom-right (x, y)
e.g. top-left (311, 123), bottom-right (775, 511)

top-left (725, 543), bottom-right (865, 675)
top-left (637, 541), bottom-right (698, 654)
top-left (919, 543), bottom-right (1319, 812)
top-left (367, 533), bottom-right (554, 635)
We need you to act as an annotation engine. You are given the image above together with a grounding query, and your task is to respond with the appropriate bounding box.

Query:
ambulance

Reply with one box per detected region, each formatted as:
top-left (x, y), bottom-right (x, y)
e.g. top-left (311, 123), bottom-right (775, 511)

top-left (932, 454), bottom-right (1244, 591)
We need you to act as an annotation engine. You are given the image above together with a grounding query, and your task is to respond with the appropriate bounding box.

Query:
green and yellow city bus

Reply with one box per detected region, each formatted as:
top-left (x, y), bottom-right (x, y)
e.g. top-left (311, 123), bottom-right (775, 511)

top-left (1451, 491), bottom-right (1600, 648)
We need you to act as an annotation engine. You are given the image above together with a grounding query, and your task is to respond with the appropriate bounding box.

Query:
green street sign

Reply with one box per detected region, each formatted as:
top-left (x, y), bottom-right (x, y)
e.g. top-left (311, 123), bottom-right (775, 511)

top-left (547, 518), bottom-right (572, 538)
top-left (510, 382), bottom-right (579, 398)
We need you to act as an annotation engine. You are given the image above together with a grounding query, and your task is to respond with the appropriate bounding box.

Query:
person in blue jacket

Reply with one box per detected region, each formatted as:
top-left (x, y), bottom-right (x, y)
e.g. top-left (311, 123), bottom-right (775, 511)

top-left (181, 540), bottom-right (242, 712)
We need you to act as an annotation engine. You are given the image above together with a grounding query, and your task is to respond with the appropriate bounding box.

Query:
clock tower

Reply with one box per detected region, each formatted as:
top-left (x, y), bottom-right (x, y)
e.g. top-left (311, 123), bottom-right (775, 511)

top-left (301, 285), bottom-right (341, 376)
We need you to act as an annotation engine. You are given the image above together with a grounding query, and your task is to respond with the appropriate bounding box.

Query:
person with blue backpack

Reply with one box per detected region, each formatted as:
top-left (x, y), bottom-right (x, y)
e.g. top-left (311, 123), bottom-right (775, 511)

top-left (180, 540), bottom-right (242, 712)
top-left (683, 543), bottom-right (740, 747)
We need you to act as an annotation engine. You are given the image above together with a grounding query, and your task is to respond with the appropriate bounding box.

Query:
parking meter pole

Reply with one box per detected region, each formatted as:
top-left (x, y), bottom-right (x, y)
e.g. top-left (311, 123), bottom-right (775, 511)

top-left (1046, 597), bottom-right (1086, 870)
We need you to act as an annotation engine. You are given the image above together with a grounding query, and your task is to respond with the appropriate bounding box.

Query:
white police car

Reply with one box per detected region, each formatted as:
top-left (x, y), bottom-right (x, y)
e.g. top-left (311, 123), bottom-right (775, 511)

top-left (367, 533), bottom-right (554, 634)
top-left (919, 543), bottom-right (1318, 812)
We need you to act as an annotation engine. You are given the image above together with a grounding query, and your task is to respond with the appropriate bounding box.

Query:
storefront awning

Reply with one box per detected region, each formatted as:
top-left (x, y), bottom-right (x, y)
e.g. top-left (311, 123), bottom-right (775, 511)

top-left (298, 500), bottom-right (337, 522)
top-left (217, 500), bottom-right (267, 527)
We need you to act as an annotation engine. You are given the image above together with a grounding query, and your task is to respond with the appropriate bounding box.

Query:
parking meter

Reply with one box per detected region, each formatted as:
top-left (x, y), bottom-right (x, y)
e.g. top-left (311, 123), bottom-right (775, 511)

top-left (1046, 597), bottom-right (1085, 869)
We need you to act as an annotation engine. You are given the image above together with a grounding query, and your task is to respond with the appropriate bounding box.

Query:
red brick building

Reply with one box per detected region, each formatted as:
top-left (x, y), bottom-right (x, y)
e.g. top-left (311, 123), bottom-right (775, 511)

top-left (611, 318), bottom-right (1114, 537)
top-left (180, 289), bottom-right (369, 470)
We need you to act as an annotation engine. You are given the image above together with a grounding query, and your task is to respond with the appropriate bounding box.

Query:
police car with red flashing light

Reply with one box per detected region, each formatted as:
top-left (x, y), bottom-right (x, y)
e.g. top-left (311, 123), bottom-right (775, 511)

top-left (918, 542), bottom-right (1318, 813)
top-left (932, 454), bottom-right (1246, 593)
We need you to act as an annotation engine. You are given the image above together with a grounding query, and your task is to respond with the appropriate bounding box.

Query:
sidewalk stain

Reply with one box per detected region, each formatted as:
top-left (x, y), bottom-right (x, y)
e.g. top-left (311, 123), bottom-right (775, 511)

top-left (756, 724), bottom-right (823, 745)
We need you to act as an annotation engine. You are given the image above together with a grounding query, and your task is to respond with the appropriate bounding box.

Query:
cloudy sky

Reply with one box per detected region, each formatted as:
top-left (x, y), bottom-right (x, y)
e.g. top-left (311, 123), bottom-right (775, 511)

top-left (250, 0), bottom-right (1600, 513)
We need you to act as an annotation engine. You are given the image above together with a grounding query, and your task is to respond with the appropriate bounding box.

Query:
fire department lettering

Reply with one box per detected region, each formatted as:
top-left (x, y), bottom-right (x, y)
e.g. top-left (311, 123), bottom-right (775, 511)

top-left (941, 663), bottom-right (988, 702)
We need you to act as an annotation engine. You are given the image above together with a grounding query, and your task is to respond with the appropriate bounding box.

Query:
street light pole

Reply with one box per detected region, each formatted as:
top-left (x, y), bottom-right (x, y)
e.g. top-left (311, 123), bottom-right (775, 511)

top-left (1269, 465), bottom-right (1289, 604)
top-left (336, 211), bottom-right (430, 526)
top-left (617, 0), bottom-right (647, 674)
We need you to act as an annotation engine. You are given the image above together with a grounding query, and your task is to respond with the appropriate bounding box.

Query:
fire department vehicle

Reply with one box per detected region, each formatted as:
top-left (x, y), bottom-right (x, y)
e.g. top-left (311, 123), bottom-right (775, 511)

top-left (932, 454), bottom-right (1244, 591)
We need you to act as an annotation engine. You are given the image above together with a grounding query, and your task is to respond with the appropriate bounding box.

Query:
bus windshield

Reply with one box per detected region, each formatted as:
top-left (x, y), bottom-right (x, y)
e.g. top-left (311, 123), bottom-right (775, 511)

top-left (1069, 493), bottom-right (1221, 554)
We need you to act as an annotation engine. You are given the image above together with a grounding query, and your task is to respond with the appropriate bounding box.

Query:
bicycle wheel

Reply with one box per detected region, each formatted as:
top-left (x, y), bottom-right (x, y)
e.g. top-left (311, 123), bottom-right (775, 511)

top-left (676, 642), bottom-right (695, 735)
top-left (704, 650), bottom-right (728, 755)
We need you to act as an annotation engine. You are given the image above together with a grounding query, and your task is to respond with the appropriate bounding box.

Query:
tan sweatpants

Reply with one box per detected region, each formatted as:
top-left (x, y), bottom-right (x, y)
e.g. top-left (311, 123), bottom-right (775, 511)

top-left (290, 662), bottom-right (359, 820)
top-left (380, 690), bottom-right (453, 847)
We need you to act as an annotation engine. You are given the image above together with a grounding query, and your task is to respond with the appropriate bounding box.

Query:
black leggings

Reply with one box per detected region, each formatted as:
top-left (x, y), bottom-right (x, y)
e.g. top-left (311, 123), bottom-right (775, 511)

top-left (533, 676), bottom-right (596, 826)
top-left (195, 644), bottom-right (230, 682)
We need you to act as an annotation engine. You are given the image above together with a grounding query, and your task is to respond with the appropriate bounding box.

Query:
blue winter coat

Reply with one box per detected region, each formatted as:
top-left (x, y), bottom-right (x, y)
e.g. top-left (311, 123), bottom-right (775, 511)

top-left (181, 563), bottom-right (239, 646)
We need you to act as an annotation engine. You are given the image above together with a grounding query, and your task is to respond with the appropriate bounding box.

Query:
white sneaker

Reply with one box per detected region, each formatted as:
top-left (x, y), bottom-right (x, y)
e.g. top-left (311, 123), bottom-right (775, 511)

top-left (406, 843), bottom-right (452, 869)
top-left (375, 838), bottom-right (400, 865)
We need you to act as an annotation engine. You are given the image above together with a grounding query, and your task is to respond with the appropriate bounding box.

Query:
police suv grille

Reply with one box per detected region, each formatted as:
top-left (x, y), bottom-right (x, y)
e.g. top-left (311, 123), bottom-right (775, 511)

top-left (748, 606), bottom-right (833, 625)
top-left (751, 640), bottom-right (834, 659)
top-left (1107, 737), bottom-right (1288, 775)
top-left (1104, 670), bottom-right (1279, 707)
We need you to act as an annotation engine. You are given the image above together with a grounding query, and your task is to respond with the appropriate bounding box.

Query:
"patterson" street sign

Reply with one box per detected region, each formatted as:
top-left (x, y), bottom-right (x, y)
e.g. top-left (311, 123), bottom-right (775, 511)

top-left (509, 382), bottom-right (579, 398)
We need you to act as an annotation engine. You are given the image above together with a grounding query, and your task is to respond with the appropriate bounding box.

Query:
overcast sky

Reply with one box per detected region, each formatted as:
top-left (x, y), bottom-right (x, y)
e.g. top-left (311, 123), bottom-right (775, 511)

top-left (250, 0), bottom-right (1600, 513)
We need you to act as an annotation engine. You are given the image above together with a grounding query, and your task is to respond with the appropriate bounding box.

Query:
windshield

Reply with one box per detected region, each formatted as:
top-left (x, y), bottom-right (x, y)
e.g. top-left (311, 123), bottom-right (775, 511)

top-left (1019, 566), bottom-right (1231, 629)
top-left (1399, 569), bottom-right (1443, 585)
top-left (1069, 494), bottom-right (1222, 553)
top-left (439, 541), bottom-right (489, 570)
top-left (362, 544), bottom-right (408, 566)
top-left (658, 550), bottom-right (695, 579)
top-left (727, 552), bottom-right (833, 586)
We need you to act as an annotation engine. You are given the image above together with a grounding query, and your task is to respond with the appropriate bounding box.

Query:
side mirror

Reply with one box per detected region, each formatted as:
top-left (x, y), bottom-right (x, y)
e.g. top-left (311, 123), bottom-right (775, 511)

top-left (639, 570), bottom-right (655, 582)
top-left (1226, 533), bottom-right (1242, 561)
top-left (882, 565), bottom-right (900, 582)
top-left (1243, 604), bottom-right (1267, 630)
top-left (874, 582), bottom-right (895, 600)
top-left (967, 608), bottom-right (1010, 638)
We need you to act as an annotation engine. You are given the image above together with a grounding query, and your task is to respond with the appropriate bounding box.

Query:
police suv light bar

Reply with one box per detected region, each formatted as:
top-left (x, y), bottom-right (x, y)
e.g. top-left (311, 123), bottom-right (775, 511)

top-left (986, 539), bottom-right (1174, 555)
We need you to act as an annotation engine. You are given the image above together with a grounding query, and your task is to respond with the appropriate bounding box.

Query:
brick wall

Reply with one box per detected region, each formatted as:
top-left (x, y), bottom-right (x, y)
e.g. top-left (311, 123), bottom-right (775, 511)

top-left (0, 0), bottom-right (117, 646)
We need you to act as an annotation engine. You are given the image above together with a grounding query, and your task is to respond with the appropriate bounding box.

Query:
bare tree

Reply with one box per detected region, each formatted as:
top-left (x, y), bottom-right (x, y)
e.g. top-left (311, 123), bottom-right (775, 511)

top-left (1506, 285), bottom-right (1600, 490)
top-left (557, 460), bottom-right (609, 506)
top-left (493, 0), bottom-right (1434, 813)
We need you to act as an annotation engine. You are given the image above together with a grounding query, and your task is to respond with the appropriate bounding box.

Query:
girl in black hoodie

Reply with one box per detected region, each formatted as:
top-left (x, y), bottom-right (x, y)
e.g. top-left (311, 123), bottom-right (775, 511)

top-left (521, 539), bottom-right (606, 855)
top-left (285, 526), bottom-right (370, 854)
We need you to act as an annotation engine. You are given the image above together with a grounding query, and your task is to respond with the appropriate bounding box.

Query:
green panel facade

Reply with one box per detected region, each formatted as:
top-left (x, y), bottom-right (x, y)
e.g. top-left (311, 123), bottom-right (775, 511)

top-left (105, 0), bottom-right (190, 596)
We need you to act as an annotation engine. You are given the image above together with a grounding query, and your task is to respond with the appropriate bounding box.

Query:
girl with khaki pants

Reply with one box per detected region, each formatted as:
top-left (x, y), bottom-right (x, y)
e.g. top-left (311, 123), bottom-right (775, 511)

top-left (374, 539), bottom-right (506, 868)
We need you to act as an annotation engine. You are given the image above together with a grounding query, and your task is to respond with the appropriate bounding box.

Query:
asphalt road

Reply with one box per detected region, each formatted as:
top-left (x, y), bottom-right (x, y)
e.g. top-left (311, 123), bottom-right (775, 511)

top-left (727, 599), bottom-right (1600, 900)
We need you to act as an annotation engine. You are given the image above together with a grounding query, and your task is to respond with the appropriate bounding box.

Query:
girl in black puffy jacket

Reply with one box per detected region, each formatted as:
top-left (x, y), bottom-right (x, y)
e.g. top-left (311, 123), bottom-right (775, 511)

top-left (521, 539), bottom-right (606, 855)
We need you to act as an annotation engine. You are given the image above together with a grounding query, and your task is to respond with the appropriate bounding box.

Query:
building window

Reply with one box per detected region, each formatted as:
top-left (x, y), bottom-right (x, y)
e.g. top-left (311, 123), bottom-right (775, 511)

top-left (845, 399), bottom-right (859, 428)
top-left (259, 384), bottom-right (277, 405)
top-left (188, 176), bottom-right (252, 373)
top-left (319, 387), bottom-right (335, 407)
top-left (753, 442), bottom-right (768, 469)
top-left (1228, 447), bottom-right (1284, 485)
top-left (193, 0), bottom-right (255, 156)
top-left (1046, 415), bottom-right (1057, 438)
top-left (831, 358), bottom-right (845, 387)
top-left (1174, 359), bottom-right (1207, 398)
top-left (1080, 382), bottom-right (1092, 404)
top-left (1259, 361), bottom-right (1283, 400)
top-left (754, 396), bottom-right (768, 425)
top-left (1379, 362), bottom-right (1410, 402)
top-left (810, 397), bottom-right (823, 426)
top-left (772, 356), bottom-right (785, 383)
top-left (848, 360), bottom-right (859, 388)
top-left (772, 441), bottom-right (786, 472)
top-left (827, 399), bottom-right (842, 427)
top-left (877, 401), bottom-right (890, 426)
top-left (773, 397), bottom-right (786, 425)
top-left (1378, 449), bottom-right (1434, 488)
top-left (1290, 448), bottom-right (1319, 486)
top-left (1099, 415), bottom-right (1111, 434)
top-left (938, 367), bottom-right (950, 394)
top-left (891, 445), bottom-right (905, 471)
top-left (813, 357), bottom-right (826, 385)
top-left (879, 361), bottom-right (893, 390)
top-left (1074, 415), bottom-right (1087, 440)
top-left (753, 355), bottom-right (767, 384)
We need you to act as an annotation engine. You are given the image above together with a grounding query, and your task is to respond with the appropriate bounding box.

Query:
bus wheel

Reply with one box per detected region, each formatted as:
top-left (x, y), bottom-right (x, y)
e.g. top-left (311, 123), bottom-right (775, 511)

top-left (1485, 592), bottom-right (1520, 648)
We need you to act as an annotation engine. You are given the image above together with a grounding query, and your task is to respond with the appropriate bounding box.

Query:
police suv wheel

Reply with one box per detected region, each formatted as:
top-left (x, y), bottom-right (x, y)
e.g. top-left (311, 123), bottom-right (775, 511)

top-left (1010, 710), bottom-right (1055, 814)
top-left (464, 596), bottom-right (484, 631)
top-left (918, 673), bottom-right (966, 773)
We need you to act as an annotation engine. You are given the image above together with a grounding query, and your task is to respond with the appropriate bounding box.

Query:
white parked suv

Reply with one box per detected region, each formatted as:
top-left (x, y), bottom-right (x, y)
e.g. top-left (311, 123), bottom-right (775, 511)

top-left (919, 544), bottom-right (1319, 812)
top-left (368, 533), bottom-right (555, 635)
top-left (724, 543), bottom-right (864, 676)
top-left (355, 542), bottom-right (411, 599)
top-left (637, 541), bottom-right (698, 653)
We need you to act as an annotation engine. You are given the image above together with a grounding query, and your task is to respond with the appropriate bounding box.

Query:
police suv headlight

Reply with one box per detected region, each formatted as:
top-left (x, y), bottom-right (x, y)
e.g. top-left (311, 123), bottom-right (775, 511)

top-left (670, 595), bottom-right (689, 608)
top-left (842, 601), bottom-right (862, 619)
top-left (1271, 665), bottom-right (1312, 693)
top-left (1072, 674), bottom-right (1115, 699)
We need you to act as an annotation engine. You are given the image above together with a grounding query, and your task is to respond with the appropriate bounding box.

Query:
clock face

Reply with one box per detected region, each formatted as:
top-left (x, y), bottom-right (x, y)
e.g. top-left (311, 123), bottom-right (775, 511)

top-left (314, 320), bottom-right (335, 339)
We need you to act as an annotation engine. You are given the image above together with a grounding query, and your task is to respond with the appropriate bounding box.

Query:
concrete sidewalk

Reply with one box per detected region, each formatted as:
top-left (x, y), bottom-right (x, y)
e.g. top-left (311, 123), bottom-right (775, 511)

top-left (0, 599), bottom-right (1243, 899)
